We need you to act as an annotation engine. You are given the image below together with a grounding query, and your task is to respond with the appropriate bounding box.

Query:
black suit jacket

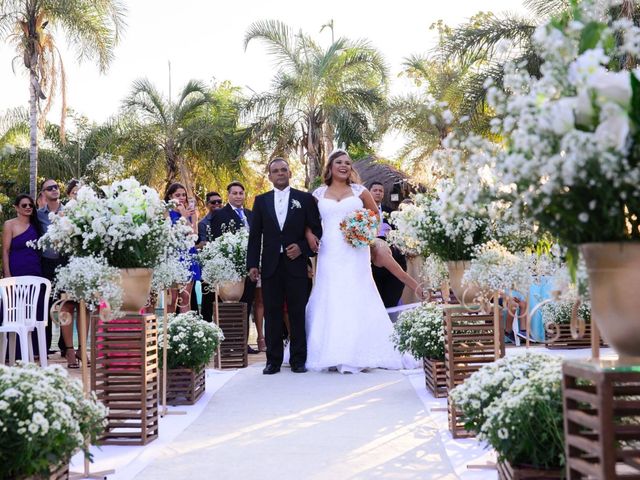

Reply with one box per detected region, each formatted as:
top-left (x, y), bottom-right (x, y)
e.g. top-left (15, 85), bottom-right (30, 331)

top-left (247, 188), bottom-right (322, 279)
top-left (210, 204), bottom-right (253, 239)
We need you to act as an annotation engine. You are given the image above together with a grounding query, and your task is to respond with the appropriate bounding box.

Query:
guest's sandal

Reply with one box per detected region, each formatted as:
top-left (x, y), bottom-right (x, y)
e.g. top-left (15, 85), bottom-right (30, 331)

top-left (66, 349), bottom-right (80, 369)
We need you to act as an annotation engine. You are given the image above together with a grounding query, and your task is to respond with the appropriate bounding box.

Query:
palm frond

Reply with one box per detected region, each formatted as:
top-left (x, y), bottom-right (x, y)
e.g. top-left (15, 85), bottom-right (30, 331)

top-left (244, 19), bottom-right (300, 70)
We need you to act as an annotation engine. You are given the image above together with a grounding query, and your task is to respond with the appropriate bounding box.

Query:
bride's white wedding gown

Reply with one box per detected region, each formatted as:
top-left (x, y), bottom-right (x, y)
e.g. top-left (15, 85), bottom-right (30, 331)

top-left (305, 184), bottom-right (418, 373)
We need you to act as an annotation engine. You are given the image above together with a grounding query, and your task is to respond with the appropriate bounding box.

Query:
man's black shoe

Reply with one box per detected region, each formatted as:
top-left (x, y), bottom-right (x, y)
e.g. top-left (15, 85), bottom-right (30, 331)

top-left (291, 365), bottom-right (307, 373)
top-left (247, 345), bottom-right (259, 354)
top-left (263, 364), bottom-right (281, 375)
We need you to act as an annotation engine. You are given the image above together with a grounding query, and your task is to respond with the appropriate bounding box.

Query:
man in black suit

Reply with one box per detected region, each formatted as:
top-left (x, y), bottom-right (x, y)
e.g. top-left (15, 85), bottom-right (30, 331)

top-left (370, 181), bottom-right (407, 308)
top-left (197, 191), bottom-right (223, 321)
top-left (210, 182), bottom-right (259, 354)
top-left (247, 158), bottom-right (322, 374)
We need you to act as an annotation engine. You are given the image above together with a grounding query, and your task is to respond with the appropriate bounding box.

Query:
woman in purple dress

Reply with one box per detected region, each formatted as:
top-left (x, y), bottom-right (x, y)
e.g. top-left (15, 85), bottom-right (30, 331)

top-left (2, 194), bottom-right (42, 277)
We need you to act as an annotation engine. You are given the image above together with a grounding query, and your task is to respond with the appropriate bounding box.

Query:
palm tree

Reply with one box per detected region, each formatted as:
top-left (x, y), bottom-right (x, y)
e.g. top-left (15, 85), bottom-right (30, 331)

top-left (122, 79), bottom-right (251, 196)
top-left (0, 0), bottom-right (126, 197)
top-left (244, 20), bottom-right (388, 186)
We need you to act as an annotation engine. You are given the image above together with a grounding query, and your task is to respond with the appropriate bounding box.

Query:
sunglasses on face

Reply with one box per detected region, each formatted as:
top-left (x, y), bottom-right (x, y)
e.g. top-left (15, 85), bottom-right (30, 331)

top-left (44, 184), bottom-right (59, 191)
top-left (19, 203), bottom-right (34, 209)
top-left (209, 199), bottom-right (222, 205)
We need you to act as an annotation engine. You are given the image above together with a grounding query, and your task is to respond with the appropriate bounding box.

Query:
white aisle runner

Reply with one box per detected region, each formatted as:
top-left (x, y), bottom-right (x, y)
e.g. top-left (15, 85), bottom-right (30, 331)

top-left (133, 366), bottom-right (457, 480)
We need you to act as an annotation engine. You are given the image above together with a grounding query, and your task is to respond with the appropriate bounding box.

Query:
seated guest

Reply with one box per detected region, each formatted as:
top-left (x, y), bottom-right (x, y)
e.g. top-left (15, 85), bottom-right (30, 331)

top-left (369, 181), bottom-right (407, 308)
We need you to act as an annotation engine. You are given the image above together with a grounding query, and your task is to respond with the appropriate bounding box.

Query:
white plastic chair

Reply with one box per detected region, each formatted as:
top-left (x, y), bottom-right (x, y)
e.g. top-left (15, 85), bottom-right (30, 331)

top-left (0, 276), bottom-right (51, 366)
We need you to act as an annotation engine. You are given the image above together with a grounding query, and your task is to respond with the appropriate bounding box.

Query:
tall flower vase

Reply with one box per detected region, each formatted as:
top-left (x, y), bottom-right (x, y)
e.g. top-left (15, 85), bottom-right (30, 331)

top-left (218, 280), bottom-right (245, 303)
top-left (581, 243), bottom-right (640, 362)
top-left (447, 261), bottom-right (481, 308)
top-left (401, 255), bottom-right (424, 305)
top-left (119, 268), bottom-right (153, 313)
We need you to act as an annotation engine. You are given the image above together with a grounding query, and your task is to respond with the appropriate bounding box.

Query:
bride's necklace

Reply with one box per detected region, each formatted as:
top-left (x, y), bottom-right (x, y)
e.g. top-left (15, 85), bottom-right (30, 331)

top-left (325, 185), bottom-right (353, 202)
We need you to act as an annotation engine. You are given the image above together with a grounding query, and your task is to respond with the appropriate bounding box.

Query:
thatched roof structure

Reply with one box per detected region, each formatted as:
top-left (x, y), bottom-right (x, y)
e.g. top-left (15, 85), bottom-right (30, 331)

top-left (353, 156), bottom-right (413, 209)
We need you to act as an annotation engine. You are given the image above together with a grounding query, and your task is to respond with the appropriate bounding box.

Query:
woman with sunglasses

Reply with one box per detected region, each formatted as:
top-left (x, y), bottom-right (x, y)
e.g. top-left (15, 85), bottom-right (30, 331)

top-left (2, 194), bottom-right (42, 278)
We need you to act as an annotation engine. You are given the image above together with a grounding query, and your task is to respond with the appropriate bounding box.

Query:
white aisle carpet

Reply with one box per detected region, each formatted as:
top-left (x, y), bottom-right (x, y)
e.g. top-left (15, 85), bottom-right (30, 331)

top-left (132, 366), bottom-right (457, 480)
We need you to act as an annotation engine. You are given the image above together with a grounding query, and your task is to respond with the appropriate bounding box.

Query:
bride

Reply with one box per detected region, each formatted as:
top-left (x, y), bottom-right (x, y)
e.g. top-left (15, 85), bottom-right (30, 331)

top-left (304, 149), bottom-right (422, 373)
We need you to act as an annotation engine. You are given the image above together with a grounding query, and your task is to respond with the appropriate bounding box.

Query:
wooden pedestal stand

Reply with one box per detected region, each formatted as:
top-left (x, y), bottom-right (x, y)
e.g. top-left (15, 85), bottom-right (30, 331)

top-left (69, 300), bottom-right (114, 480)
top-left (160, 289), bottom-right (186, 417)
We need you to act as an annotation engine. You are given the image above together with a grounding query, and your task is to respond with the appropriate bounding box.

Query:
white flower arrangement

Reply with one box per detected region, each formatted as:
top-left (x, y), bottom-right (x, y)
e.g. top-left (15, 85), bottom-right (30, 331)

top-left (158, 311), bottom-right (224, 369)
top-left (290, 199), bottom-right (302, 210)
top-left (489, 0), bottom-right (640, 248)
top-left (541, 300), bottom-right (591, 326)
top-left (451, 353), bottom-right (564, 469)
top-left (151, 256), bottom-right (193, 292)
top-left (84, 154), bottom-right (127, 186)
top-left (391, 303), bottom-right (444, 360)
top-left (387, 201), bottom-right (427, 257)
top-left (38, 178), bottom-right (196, 269)
top-left (462, 241), bottom-right (533, 295)
top-left (199, 228), bottom-right (249, 288)
top-left (421, 254), bottom-right (448, 289)
top-left (0, 363), bottom-right (107, 479)
top-left (54, 255), bottom-right (123, 315)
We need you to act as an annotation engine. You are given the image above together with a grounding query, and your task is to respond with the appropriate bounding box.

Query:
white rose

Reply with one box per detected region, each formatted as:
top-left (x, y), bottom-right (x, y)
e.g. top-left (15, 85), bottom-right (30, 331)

top-left (595, 104), bottom-right (630, 153)
top-left (588, 70), bottom-right (632, 109)
top-left (575, 89), bottom-right (595, 127)
top-left (549, 98), bottom-right (576, 135)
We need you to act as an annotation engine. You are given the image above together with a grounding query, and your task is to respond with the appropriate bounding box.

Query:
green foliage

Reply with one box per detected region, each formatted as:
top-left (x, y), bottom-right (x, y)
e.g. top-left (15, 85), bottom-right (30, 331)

top-left (391, 303), bottom-right (445, 360)
top-left (158, 312), bottom-right (224, 369)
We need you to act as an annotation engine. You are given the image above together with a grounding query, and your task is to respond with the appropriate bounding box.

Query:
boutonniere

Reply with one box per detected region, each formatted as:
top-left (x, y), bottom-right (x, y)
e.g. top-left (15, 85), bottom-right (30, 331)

top-left (291, 199), bottom-right (302, 210)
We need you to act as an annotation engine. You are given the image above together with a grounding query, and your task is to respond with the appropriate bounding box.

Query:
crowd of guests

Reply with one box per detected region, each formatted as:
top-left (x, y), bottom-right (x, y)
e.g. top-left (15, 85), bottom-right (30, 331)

top-left (1, 175), bottom-right (407, 366)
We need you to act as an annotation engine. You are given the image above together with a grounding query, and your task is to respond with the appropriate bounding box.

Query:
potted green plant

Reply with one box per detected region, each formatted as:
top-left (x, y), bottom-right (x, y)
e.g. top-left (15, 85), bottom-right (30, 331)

top-left (391, 302), bottom-right (447, 397)
top-left (158, 311), bottom-right (224, 405)
top-left (0, 363), bottom-right (107, 480)
top-left (451, 353), bottom-right (565, 478)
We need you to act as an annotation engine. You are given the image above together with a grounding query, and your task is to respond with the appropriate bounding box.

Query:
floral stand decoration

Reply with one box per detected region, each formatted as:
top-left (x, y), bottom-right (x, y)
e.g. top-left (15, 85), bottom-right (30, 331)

top-left (158, 312), bottom-right (224, 406)
top-left (39, 178), bottom-right (195, 313)
top-left (391, 302), bottom-right (446, 397)
top-left (451, 353), bottom-right (566, 478)
top-left (489, 0), bottom-right (640, 361)
top-left (199, 228), bottom-right (249, 303)
top-left (0, 363), bottom-right (107, 480)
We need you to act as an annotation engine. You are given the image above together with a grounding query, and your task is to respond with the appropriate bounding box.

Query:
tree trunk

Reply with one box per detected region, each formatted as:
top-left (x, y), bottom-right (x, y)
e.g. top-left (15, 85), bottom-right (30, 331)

top-left (29, 69), bottom-right (39, 198)
top-left (306, 113), bottom-right (323, 187)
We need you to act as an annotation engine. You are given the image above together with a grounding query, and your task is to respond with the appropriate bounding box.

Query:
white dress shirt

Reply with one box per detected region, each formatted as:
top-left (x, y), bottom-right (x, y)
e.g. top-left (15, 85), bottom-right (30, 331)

top-left (274, 186), bottom-right (291, 230)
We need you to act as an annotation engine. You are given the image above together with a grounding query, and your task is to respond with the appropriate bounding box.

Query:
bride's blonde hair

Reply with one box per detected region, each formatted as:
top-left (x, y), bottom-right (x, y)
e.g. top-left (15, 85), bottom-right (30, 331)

top-left (323, 149), bottom-right (361, 186)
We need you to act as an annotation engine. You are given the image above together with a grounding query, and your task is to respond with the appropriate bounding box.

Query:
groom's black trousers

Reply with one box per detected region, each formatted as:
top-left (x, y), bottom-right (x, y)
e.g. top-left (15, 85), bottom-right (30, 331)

top-left (261, 254), bottom-right (309, 368)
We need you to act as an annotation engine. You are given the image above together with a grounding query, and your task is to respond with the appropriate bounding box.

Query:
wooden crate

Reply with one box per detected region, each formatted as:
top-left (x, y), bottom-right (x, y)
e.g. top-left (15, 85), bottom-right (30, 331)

top-left (445, 308), bottom-right (502, 438)
top-left (545, 323), bottom-right (606, 350)
top-left (562, 359), bottom-right (640, 479)
top-left (498, 460), bottom-right (564, 480)
top-left (423, 357), bottom-right (447, 398)
top-left (215, 302), bottom-right (248, 369)
top-left (47, 462), bottom-right (70, 480)
top-left (160, 366), bottom-right (205, 405)
top-left (91, 314), bottom-right (159, 446)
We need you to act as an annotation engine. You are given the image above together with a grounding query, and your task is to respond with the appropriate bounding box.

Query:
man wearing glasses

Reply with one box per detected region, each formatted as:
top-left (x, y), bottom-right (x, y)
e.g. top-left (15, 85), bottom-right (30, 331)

top-left (37, 179), bottom-right (65, 354)
top-left (197, 191), bottom-right (223, 322)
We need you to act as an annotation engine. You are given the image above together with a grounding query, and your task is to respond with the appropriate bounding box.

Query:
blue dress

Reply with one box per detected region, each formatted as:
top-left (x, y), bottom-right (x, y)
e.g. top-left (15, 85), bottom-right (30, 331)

top-left (9, 224), bottom-right (42, 276)
top-left (169, 210), bottom-right (201, 282)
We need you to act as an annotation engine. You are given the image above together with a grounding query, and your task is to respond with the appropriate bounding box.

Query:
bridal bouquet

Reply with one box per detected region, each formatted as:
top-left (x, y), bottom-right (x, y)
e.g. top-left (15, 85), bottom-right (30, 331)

top-left (200, 228), bottom-right (249, 288)
top-left (488, 0), bottom-right (640, 247)
top-left (0, 363), bottom-right (107, 479)
top-left (339, 208), bottom-right (379, 248)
